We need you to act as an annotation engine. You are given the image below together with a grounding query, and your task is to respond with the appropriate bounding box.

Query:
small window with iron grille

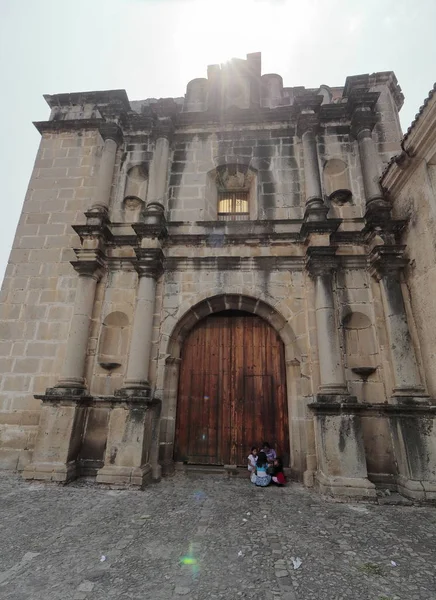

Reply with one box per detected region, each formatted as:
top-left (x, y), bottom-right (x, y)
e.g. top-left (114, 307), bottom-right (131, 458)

top-left (218, 191), bottom-right (249, 221)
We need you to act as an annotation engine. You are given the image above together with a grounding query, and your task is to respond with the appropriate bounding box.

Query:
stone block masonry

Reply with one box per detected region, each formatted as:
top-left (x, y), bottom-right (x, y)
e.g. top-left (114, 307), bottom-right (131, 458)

top-left (0, 54), bottom-right (435, 502)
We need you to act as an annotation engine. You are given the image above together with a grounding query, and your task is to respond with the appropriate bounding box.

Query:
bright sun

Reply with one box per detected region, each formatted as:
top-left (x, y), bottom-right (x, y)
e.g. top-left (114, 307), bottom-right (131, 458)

top-left (178, 0), bottom-right (271, 68)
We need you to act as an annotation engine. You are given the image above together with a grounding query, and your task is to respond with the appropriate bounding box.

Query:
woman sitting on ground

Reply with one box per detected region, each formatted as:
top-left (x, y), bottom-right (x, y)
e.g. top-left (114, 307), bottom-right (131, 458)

top-left (252, 451), bottom-right (271, 487)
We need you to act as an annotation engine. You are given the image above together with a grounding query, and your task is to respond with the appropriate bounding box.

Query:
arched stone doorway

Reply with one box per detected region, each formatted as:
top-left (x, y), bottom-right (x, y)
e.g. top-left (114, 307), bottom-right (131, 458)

top-left (159, 294), bottom-right (308, 477)
top-left (174, 310), bottom-right (289, 466)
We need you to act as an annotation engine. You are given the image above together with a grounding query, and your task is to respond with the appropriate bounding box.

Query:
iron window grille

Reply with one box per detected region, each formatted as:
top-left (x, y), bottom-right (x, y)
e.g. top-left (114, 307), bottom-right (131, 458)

top-left (217, 191), bottom-right (249, 221)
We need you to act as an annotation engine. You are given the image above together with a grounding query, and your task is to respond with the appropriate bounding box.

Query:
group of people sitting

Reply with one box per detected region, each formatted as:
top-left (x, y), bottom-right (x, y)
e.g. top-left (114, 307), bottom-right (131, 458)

top-left (247, 442), bottom-right (286, 487)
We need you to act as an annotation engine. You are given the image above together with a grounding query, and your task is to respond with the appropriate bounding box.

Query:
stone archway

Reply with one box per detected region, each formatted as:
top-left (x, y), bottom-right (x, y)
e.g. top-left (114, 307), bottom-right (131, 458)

top-left (158, 294), bottom-right (311, 479)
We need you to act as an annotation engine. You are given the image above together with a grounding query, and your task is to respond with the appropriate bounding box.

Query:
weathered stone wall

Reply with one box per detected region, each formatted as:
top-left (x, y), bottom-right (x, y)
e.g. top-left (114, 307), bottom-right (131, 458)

top-left (391, 159), bottom-right (436, 396)
top-left (0, 129), bottom-right (102, 469)
top-left (168, 126), bottom-right (305, 222)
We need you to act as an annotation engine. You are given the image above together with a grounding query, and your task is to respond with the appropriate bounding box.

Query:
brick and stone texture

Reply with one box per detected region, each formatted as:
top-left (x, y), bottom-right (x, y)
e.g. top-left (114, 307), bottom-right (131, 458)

top-left (0, 54), bottom-right (435, 502)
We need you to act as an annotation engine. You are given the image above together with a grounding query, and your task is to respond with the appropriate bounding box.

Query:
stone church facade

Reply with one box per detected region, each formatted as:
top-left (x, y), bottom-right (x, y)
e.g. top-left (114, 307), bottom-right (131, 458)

top-left (1, 53), bottom-right (435, 500)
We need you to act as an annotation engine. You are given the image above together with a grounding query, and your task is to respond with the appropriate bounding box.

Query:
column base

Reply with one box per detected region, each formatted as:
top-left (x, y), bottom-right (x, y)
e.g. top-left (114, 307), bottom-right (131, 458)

top-left (115, 384), bottom-right (151, 399)
top-left (22, 460), bottom-right (78, 483)
top-left (97, 394), bottom-right (162, 489)
top-left (304, 199), bottom-right (329, 222)
top-left (396, 475), bottom-right (436, 503)
top-left (96, 464), bottom-right (152, 488)
top-left (21, 388), bottom-right (90, 485)
top-left (316, 471), bottom-right (377, 500)
top-left (316, 391), bottom-right (357, 404)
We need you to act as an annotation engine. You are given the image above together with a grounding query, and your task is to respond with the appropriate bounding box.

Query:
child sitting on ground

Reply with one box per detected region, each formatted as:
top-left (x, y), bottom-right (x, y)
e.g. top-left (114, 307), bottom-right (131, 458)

top-left (261, 442), bottom-right (277, 463)
top-left (270, 457), bottom-right (286, 486)
top-left (247, 446), bottom-right (258, 479)
top-left (252, 451), bottom-right (272, 487)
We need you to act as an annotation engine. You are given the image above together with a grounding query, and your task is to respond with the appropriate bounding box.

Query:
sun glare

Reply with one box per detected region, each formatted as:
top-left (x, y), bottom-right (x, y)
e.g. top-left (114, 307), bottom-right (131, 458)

top-left (177, 0), bottom-right (272, 68)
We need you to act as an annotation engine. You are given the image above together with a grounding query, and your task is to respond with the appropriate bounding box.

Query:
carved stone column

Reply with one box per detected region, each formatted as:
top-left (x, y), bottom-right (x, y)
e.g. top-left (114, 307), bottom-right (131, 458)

top-left (298, 112), bottom-right (329, 222)
top-left (96, 211), bottom-right (166, 488)
top-left (370, 246), bottom-right (425, 398)
top-left (147, 119), bottom-right (173, 209)
top-left (351, 107), bottom-right (390, 217)
top-left (91, 124), bottom-right (122, 213)
top-left (121, 248), bottom-right (164, 394)
top-left (306, 247), bottom-right (348, 397)
top-left (306, 247), bottom-right (375, 499)
top-left (22, 251), bottom-right (103, 483)
top-left (56, 255), bottom-right (104, 389)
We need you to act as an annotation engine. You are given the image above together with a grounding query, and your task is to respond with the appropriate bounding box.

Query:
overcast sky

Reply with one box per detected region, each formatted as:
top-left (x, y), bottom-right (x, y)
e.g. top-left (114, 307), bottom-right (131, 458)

top-left (0, 0), bottom-right (435, 283)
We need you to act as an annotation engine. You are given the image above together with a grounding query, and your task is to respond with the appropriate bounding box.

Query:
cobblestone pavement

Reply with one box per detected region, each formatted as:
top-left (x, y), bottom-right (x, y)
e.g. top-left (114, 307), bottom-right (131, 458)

top-left (1, 472), bottom-right (436, 600)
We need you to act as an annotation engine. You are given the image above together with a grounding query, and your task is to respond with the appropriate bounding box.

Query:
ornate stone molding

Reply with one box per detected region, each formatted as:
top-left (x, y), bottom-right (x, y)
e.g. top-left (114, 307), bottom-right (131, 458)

top-left (99, 122), bottom-right (123, 145)
top-left (73, 209), bottom-right (113, 244)
top-left (152, 116), bottom-right (175, 141)
top-left (369, 245), bottom-right (408, 280)
top-left (133, 202), bottom-right (167, 240)
top-left (305, 246), bottom-right (338, 277)
top-left (134, 248), bottom-right (165, 279)
top-left (71, 249), bottom-right (106, 279)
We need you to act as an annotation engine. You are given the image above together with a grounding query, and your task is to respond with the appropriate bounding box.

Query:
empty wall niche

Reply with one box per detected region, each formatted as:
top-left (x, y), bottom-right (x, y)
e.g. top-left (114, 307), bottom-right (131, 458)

top-left (97, 311), bottom-right (130, 372)
top-left (323, 158), bottom-right (352, 204)
top-left (122, 164), bottom-right (148, 222)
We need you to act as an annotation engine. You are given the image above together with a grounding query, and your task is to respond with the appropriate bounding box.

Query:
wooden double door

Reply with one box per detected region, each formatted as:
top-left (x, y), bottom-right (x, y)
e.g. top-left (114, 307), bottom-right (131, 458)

top-left (175, 311), bottom-right (289, 466)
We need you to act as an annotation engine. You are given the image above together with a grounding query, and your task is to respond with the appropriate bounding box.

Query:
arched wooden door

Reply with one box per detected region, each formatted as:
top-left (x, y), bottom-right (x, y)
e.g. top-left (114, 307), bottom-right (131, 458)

top-left (175, 311), bottom-right (289, 466)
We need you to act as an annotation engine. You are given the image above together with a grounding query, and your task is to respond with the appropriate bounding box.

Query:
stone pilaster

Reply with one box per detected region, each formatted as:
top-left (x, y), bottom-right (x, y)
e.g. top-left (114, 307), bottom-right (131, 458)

top-left (147, 118), bottom-right (173, 210)
top-left (56, 253), bottom-right (104, 390)
top-left (306, 247), bottom-right (348, 398)
top-left (306, 247), bottom-right (375, 499)
top-left (91, 123), bottom-right (122, 213)
top-left (369, 245), bottom-right (426, 399)
top-left (351, 102), bottom-right (391, 219)
top-left (297, 111), bottom-right (329, 223)
top-left (96, 212), bottom-right (166, 488)
top-left (120, 247), bottom-right (164, 396)
top-left (22, 251), bottom-right (104, 483)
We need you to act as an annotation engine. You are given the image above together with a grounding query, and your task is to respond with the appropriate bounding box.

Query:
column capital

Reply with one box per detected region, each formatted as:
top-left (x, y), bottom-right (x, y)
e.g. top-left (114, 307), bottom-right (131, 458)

top-left (296, 111), bottom-right (320, 138)
top-left (306, 246), bottom-right (338, 277)
top-left (350, 107), bottom-right (377, 138)
top-left (99, 122), bottom-right (123, 145)
top-left (71, 249), bottom-right (105, 279)
top-left (152, 116), bottom-right (174, 141)
top-left (369, 245), bottom-right (408, 280)
top-left (134, 248), bottom-right (165, 279)
top-left (73, 208), bottom-right (113, 245)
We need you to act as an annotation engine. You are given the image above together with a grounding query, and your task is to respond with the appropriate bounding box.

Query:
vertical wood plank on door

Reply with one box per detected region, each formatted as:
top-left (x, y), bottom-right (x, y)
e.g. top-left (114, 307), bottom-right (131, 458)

top-left (175, 313), bottom-right (289, 466)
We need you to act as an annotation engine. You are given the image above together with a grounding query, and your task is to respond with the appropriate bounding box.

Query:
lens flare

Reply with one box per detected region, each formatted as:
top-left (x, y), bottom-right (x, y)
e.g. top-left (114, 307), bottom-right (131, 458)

top-left (180, 543), bottom-right (200, 578)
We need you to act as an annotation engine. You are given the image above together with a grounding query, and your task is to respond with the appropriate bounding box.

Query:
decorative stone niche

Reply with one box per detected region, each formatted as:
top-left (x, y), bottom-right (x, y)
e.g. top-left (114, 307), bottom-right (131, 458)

top-left (122, 164), bottom-right (148, 222)
top-left (343, 311), bottom-right (379, 402)
top-left (97, 311), bottom-right (130, 371)
top-left (323, 158), bottom-right (352, 204)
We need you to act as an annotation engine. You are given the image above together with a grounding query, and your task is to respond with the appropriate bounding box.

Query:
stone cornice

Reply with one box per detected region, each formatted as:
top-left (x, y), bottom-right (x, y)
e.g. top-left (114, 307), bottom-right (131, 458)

top-left (369, 245), bottom-right (408, 280)
top-left (44, 89), bottom-right (130, 110)
top-left (72, 209), bottom-right (114, 244)
top-left (300, 217), bottom-right (341, 240)
top-left (350, 107), bottom-right (377, 137)
top-left (99, 122), bottom-right (123, 145)
top-left (309, 400), bottom-right (436, 417)
top-left (71, 249), bottom-right (106, 278)
top-left (134, 248), bottom-right (165, 279)
top-left (164, 255), bottom-right (306, 272)
top-left (34, 118), bottom-right (104, 135)
top-left (305, 246), bottom-right (338, 276)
